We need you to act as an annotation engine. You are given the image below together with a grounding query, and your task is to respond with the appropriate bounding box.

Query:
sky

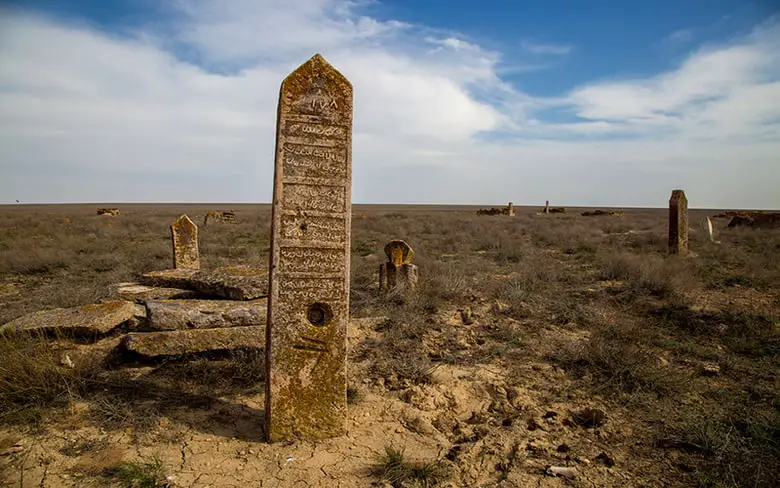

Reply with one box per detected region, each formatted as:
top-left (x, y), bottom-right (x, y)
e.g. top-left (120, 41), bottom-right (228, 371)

top-left (1, 0), bottom-right (779, 208)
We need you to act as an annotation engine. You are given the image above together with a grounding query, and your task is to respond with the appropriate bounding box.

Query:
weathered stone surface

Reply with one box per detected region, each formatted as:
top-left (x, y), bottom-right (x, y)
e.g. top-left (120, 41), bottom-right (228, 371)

top-left (384, 240), bottom-right (414, 266)
top-left (669, 189), bottom-right (689, 254)
top-left (144, 298), bottom-right (267, 331)
top-left (121, 326), bottom-right (265, 357)
top-left (266, 53), bottom-right (352, 441)
top-left (171, 214), bottom-right (200, 270)
top-left (139, 266), bottom-right (268, 300)
top-left (380, 241), bottom-right (418, 293)
top-left (109, 282), bottom-right (202, 303)
top-left (0, 301), bottom-right (138, 337)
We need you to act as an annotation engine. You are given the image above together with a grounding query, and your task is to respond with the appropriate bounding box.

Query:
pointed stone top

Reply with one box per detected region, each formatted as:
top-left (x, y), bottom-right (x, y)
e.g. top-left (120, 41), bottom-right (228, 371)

top-left (670, 189), bottom-right (687, 204)
top-left (280, 53), bottom-right (353, 124)
top-left (172, 214), bottom-right (196, 229)
top-left (384, 240), bottom-right (414, 266)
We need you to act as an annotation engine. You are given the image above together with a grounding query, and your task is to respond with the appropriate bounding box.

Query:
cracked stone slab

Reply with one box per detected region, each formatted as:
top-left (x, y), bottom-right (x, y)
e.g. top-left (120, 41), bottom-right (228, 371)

top-left (110, 282), bottom-right (204, 303)
top-left (139, 265), bottom-right (268, 300)
top-left (144, 298), bottom-right (267, 331)
top-left (121, 326), bottom-right (266, 357)
top-left (0, 300), bottom-right (139, 337)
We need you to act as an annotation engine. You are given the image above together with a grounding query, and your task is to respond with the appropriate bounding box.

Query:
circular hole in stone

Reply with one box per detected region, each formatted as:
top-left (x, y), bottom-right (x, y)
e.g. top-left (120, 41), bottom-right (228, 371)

top-left (307, 302), bottom-right (333, 327)
top-left (299, 222), bottom-right (308, 232)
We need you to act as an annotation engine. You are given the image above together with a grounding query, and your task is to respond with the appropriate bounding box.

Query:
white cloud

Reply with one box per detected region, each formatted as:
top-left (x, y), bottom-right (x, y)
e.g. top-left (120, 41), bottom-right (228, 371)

top-left (0, 3), bottom-right (778, 208)
top-left (520, 41), bottom-right (572, 55)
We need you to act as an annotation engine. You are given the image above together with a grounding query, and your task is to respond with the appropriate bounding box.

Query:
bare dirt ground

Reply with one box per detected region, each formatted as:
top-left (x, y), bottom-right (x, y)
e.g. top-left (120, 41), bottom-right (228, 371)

top-left (0, 204), bottom-right (778, 487)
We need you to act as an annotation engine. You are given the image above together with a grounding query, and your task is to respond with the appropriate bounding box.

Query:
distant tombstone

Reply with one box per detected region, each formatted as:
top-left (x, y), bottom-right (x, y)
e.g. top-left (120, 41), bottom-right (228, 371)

top-left (266, 54), bottom-right (353, 442)
top-left (379, 240), bottom-right (418, 293)
top-left (668, 190), bottom-right (688, 254)
top-left (544, 200), bottom-right (550, 214)
top-left (171, 214), bottom-right (200, 269)
top-left (507, 202), bottom-right (516, 216)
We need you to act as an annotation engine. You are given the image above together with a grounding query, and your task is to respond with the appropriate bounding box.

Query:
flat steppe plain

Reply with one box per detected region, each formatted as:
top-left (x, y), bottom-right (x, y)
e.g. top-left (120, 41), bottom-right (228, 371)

top-left (0, 203), bottom-right (778, 487)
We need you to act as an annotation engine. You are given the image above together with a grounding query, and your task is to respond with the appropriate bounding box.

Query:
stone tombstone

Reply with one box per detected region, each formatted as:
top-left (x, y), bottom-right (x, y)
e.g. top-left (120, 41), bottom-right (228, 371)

top-left (171, 214), bottom-right (200, 270)
top-left (544, 200), bottom-right (550, 214)
top-left (507, 202), bottom-right (515, 216)
top-left (266, 53), bottom-right (353, 442)
top-left (380, 240), bottom-right (418, 293)
top-left (668, 189), bottom-right (689, 254)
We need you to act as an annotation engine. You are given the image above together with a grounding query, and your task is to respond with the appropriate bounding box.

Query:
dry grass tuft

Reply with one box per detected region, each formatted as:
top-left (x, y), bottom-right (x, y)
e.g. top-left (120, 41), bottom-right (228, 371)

top-left (371, 445), bottom-right (451, 488)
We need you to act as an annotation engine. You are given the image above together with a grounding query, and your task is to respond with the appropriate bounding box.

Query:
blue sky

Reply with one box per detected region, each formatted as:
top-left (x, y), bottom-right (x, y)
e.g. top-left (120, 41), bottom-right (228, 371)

top-left (1, 0), bottom-right (779, 207)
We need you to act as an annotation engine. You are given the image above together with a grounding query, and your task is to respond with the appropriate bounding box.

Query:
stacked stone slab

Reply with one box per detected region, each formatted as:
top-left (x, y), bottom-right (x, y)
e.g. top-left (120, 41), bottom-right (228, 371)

top-left (0, 266), bottom-right (269, 361)
top-left (379, 240), bottom-right (418, 293)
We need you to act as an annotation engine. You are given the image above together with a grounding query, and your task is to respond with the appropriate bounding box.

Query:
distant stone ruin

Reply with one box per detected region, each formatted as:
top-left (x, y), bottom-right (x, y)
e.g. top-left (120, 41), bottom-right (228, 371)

top-left (379, 240), bottom-right (418, 294)
top-left (725, 211), bottom-right (780, 229)
top-left (668, 189), bottom-right (689, 254)
top-left (265, 53), bottom-right (353, 442)
top-left (477, 202), bottom-right (515, 216)
top-left (97, 208), bottom-right (120, 216)
top-left (581, 209), bottom-right (624, 217)
top-left (203, 210), bottom-right (236, 225)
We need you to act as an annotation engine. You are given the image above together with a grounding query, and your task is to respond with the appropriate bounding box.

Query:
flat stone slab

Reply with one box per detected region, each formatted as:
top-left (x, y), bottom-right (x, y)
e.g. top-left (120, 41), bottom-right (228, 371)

top-left (110, 282), bottom-right (203, 303)
top-left (145, 298), bottom-right (267, 331)
top-left (139, 265), bottom-right (268, 300)
top-left (0, 301), bottom-right (140, 337)
top-left (120, 326), bottom-right (266, 357)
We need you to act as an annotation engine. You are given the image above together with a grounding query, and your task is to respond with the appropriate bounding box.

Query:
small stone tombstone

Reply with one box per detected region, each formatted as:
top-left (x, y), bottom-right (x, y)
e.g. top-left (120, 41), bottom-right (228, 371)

top-left (668, 190), bottom-right (688, 254)
top-left (171, 214), bottom-right (200, 269)
top-left (379, 240), bottom-right (418, 293)
top-left (266, 54), bottom-right (353, 442)
top-left (544, 200), bottom-right (550, 214)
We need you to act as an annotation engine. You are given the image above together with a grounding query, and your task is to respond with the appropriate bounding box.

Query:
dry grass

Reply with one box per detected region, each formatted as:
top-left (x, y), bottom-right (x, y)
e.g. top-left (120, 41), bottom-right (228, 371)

top-left (1, 204), bottom-right (779, 487)
top-left (371, 445), bottom-right (451, 488)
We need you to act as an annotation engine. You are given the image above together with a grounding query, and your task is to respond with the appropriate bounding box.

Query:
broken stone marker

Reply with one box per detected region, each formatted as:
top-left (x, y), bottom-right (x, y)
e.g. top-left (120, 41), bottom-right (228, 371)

top-left (266, 53), bottom-right (353, 441)
top-left (544, 200), bottom-right (550, 214)
top-left (139, 265), bottom-right (268, 300)
top-left (0, 301), bottom-right (141, 337)
top-left (507, 202), bottom-right (515, 216)
top-left (379, 240), bottom-right (418, 293)
top-left (144, 299), bottom-right (267, 331)
top-left (171, 214), bottom-right (200, 270)
top-left (669, 189), bottom-right (689, 254)
top-left (110, 282), bottom-right (202, 303)
top-left (121, 326), bottom-right (266, 358)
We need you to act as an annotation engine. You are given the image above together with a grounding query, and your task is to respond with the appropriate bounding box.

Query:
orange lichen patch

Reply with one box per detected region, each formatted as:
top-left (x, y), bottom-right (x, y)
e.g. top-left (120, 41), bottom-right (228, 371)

top-left (384, 240), bottom-right (414, 265)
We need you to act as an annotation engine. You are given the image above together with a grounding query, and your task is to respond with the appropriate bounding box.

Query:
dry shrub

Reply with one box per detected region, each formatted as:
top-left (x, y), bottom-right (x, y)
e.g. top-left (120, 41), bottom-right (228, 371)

top-left (371, 445), bottom-right (451, 488)
top-left (660, 403), bottom-right (780, 488)
top-left (0, 331), bottom-right (100, 424)
top-left (600, 252), bottom-right (693, 300)
top-left (553, 324), bottom-right (681, 398)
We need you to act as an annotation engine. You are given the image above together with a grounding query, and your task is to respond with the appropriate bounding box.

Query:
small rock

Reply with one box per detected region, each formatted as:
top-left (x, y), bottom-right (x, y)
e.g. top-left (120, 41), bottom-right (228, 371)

top-left (460, 307), bottom-right (475, 325)
top-left (543, 410), bottom-right (558, 419)
top-left (546, 466), bottom-right (578, 479)
top-left (527, 418), bottom-right (541, 431)
top-left (701, 362), bottom-right (721, 377)
top-left (596, 452), bottom-right (615, 467)
top-left (556, 443), bottom-right (570, 453)
top-left (492, 300), bottom-right (509, 314)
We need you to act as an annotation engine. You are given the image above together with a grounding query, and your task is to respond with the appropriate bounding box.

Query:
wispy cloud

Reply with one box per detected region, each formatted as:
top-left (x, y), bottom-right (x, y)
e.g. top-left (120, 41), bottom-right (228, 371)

top-left (520, 40), bottom-right (572, 55)
top-left (664, 28), bottom-right (694, 44)
top-left (0, 2), bottom-right (778, 208)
